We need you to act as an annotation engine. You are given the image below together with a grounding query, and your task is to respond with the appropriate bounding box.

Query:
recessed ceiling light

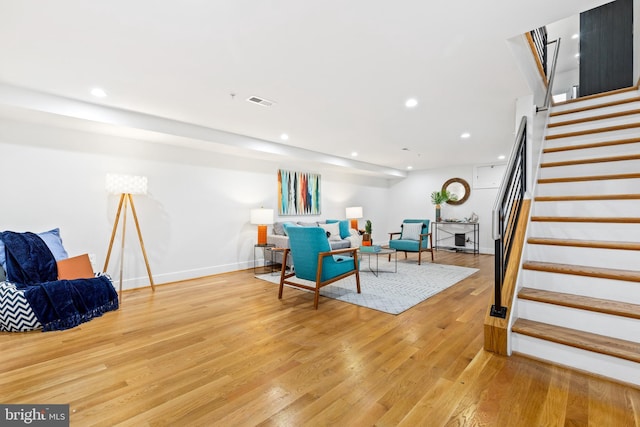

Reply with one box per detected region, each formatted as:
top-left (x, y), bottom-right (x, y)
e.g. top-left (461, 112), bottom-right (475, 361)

top-left (351, 152), bottom-right (358, 157)
top-left (405, 98), bottom-right (418, 108)
top-left (460, 132), bottom-right (471, 139)
top-left (574, 53), bottom-right (580, 58)
top-left (280, 133), bottom-right (289, 141)
top-left (91, 87), bottom-right (107, 97)
top-left (571, 33), bottom-right (579, 39)
top-left (498, 154), bottom-right (506, 160)
top-left (407, 166), bottom-right (413, 170)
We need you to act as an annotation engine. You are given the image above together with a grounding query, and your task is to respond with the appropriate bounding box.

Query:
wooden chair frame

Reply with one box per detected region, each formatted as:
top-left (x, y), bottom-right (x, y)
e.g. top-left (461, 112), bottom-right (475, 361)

top-left (388, 231), bottom-right (434, 265)
top-left (278, 247), bottom-right (361, 309)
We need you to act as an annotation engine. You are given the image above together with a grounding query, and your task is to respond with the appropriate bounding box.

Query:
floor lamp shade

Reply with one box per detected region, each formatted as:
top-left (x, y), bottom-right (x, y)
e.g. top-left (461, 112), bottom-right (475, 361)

top-left (105, 173), bottom-right (148, 195)
top-left (345, 206), bottom-right (363, 230)
top-left (251, 208), bottom-right (274, 245)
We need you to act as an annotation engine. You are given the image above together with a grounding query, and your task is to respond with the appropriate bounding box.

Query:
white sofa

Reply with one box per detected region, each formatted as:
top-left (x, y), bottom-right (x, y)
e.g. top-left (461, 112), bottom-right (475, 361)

top-left (267, 220), bottom-right (362, 267)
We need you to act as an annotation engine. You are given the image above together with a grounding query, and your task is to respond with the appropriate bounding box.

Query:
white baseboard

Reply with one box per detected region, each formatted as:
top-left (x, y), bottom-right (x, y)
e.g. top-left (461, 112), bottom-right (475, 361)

top-left (113, 260), bottom-right (252, 291)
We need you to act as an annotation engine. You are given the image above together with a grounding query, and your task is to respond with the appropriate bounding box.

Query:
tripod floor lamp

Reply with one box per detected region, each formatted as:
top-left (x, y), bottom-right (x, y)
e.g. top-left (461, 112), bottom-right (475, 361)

top-left (104, 173), bottom-right (155, 302)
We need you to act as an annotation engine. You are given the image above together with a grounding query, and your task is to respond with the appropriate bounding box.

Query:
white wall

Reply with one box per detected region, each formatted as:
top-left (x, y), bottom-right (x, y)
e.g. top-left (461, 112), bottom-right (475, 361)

top-left (0, 118), bottom-right (390, 289)
top-left (385, 165), bottom-right (500, 254)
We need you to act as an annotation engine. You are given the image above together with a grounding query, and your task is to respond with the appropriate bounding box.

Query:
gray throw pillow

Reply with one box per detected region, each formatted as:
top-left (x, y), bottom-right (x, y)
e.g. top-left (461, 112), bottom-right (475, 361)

top-left (272, 222), bottom-right (286, 236)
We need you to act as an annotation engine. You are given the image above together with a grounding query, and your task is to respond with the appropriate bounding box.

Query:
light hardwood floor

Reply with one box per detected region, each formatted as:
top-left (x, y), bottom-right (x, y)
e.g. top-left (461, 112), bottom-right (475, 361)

top-left (2, 252), bottom-right (639, 426)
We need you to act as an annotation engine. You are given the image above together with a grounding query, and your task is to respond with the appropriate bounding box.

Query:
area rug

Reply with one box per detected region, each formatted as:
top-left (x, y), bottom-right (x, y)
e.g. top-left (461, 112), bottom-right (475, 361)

top-left (255, 261), bottom-right (478, 314)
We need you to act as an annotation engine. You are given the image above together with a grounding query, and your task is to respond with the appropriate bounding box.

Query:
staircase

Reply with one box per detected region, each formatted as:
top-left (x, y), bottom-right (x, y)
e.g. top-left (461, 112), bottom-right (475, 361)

top-left (510, 86), bottom-right (640, 386)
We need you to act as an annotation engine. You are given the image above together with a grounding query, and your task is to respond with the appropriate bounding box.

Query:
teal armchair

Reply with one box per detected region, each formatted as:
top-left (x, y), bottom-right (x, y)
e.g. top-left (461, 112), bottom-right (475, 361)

top-left (388, 219), bottom-right (434, 265)
top-left (279, 226), bottom-right (360, 309)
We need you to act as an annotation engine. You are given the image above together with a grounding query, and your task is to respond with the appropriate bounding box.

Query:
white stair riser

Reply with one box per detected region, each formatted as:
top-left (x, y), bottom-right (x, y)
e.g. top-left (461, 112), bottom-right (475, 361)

top-left (532, 199), bottom-right (640, 217)
top-left (547, 115), bottom-right (640, 137)
top-left (529, 221), bottom-right (640, 242)
top-left (549, 100), bottom-right (640, 124)
top-left (538, 159), bottom-right (640, 178)
top-left (526, 244), bottom-right (640, 270)
top-left (541, 142), bottom-right (640, 164)
top-left (511, 335), bottom-right (640, 386)
top-left (517, 300), bottom-right (640, 341)
top-left (545, 128), bottom-right (640, 146)
top-left (520, 269), bottom-right (640, 305)
top-left (535, 178), bottom-right (640, 197)
top-left (551, 90), bottom-right (640, 113)
top-left (544, 132), bottom-right (640, 151)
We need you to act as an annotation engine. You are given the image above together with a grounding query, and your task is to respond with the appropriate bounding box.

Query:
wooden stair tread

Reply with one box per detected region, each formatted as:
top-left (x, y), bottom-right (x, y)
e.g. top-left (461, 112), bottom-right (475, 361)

top-left (519, 287), bottom-right (640, 320)
top-left (512, 318), bottom-right (640, 364)
top-left (527, 237), bottom-right (640, 251)
top-left (545, 122), bottom-right (640, 140)
top-left (531, 216), bottom-right (640, 223)
top-left (534, 194), bottom-right (640, 202)
top-left (523, 261), bottom-right (640, 283)
top-left (541, 153), bottom-right (640, 167)
top-left (549, 108), bottom-right (640, 128)
top-left (553, 85), bottom-right (638, 107)
top-left (538, 173), bottom-right (640, 184)
top-left (550, 96), bottom-right (640, 117)
top-left (543, 137), bottom-right (640, 153)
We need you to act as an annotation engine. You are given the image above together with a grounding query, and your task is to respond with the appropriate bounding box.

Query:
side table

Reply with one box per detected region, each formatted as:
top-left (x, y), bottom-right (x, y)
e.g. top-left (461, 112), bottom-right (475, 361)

top-left (253, 243), bottom-right (275, 274)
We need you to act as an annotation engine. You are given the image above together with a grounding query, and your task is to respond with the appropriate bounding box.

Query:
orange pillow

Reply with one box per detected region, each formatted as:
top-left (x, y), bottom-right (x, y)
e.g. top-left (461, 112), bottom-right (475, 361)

top-left (57, 254), bottom-right (94, 280)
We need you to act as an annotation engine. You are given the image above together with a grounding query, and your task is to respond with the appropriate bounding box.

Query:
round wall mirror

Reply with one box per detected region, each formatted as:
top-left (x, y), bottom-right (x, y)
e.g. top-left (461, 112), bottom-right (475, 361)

top-left (442, 177), bottom-right (470, 205)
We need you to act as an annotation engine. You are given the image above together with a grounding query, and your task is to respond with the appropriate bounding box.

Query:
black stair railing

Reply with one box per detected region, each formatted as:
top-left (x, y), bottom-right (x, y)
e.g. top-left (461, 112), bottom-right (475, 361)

top-left (490, 116), bottom-right (527, 318)
top-left (530, 26), bottom-right (548, 76)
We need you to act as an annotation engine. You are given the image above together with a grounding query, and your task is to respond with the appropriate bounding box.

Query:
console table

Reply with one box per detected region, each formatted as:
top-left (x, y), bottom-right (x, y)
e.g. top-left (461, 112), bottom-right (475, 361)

top-left (433, 222), bottom-right (479, 254)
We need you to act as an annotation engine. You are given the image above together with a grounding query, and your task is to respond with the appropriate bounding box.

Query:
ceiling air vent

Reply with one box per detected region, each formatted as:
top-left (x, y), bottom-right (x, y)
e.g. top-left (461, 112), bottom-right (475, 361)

top-left (247, 95), bottom-right (275, 107)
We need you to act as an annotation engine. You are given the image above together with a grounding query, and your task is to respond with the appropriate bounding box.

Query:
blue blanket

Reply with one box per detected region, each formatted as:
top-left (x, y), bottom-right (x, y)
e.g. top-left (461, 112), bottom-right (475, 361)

top-left (1, 231), bottom-right (57, 285)
top-left (1, 230), bottom-right (119, 331)
top-left (23, 276), bottom-right (118, 331)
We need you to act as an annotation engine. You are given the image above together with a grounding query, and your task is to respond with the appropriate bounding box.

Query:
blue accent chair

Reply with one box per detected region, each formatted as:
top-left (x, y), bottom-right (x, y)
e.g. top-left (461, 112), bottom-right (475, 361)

top-left (388, 219), bottom-right (434, 265)
top-left (278, 226), bottom-right (360, 309)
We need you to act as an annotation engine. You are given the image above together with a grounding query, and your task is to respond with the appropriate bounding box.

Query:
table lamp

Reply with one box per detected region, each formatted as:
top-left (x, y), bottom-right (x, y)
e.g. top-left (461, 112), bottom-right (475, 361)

top-left (251, 208), bottom-right (274, 246)
top-left (345, 206), bottom-right (363, 230)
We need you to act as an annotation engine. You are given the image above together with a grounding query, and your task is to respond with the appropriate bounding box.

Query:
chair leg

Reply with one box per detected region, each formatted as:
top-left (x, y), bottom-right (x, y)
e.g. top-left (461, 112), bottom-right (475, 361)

top-left (355, 269), bottom-right (361, 294)
top-left (314, 287), bottom-right (320, 309)
top-left (278, 250), bottom-right (289, 299)
top-left (418, 250), bottom-right (421, 265)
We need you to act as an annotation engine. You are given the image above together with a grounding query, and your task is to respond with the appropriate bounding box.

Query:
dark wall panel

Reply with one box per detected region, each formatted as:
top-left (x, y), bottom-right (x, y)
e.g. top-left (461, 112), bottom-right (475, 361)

top-left (579, 0), bottom-right (634, 96)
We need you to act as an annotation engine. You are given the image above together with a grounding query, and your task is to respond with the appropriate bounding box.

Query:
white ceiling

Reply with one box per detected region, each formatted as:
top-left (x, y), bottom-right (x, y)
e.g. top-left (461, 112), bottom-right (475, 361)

top-left (0, 0), bottom-right (612, 177)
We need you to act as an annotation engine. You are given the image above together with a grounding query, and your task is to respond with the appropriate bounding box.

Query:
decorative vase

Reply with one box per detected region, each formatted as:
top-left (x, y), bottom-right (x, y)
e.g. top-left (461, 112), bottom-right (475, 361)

top-left (435, 204), bottom-right (441, 222)
top-left (362, 234), bottom-right (372, 246)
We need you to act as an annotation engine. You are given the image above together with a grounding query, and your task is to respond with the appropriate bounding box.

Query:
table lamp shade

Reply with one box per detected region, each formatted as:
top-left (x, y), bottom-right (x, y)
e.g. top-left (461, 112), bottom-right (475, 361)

top-left (345, 206), bottom-right (363, 230)
top-left (106, 173), bottom-right (148, 195)
top-left (251, 208), bottom-right (274, 245)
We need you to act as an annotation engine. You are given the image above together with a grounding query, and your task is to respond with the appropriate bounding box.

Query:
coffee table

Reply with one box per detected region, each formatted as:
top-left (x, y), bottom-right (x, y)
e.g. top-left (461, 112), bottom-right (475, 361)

top-left (358, 247), bottom-right (397, 277)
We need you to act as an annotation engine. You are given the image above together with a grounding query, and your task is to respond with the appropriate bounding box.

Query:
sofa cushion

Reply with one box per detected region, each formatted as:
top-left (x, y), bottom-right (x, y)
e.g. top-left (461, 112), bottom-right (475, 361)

top-left (401, 222), bottom-right (424, 241)
top-left (0, 228), bottom-right (69, 271)
top-left (330, 240), bottom-right (351, 250)
top-left (282, 222), bottom-right (299, 236)
top-left (319, 222), bottom-right (341, 241)
top-left (326, 219), bottom-right (350, 239)
top-left (297, 221), bottom-right (319, 227)
top-left (272, 222), bottom-right (287, 236)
